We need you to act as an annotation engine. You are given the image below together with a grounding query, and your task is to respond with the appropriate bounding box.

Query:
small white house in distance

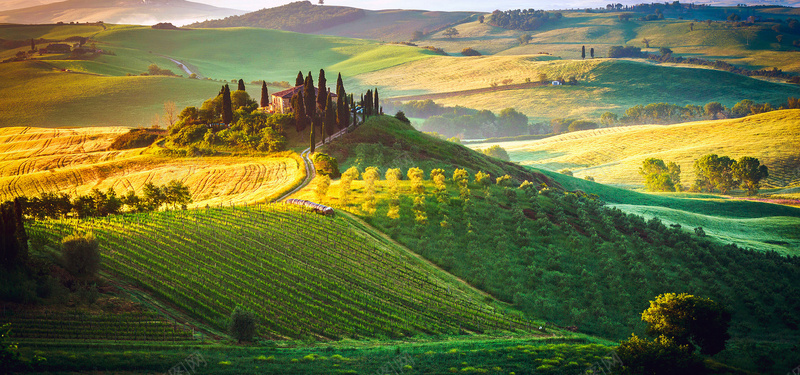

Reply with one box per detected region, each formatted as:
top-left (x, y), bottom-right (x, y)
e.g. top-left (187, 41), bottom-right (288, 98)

top-left (551, 81), bottom-right (562, 86)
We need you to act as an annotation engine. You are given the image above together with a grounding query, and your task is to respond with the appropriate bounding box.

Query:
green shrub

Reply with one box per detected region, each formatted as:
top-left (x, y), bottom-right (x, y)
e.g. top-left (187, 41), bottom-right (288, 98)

top-left (61, 234), bottom-right (100, 280)
top-left (229, 306), bottom-right (257, 343)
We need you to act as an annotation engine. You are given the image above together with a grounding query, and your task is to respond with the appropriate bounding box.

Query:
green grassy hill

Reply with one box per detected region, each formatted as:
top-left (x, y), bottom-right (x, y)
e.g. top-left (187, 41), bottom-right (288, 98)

top-left (311, 9), bottom-right (477, 43)
top-left (540, 168), bottom-right (800, 255)
top-left (0, 61), bottom-right (220, 127)
top-left (28, 204), bottom-right (540, 340)
top-left (467, 110), bottom-right (800, 189)
top-left (296, 116), bottom-right (800, 372)
top-left (374, 57), bottom-right (800, 122)
top-left (187, 0), bottom-right (363, 33)
top-left (0, 24), bottom-right (435, 127)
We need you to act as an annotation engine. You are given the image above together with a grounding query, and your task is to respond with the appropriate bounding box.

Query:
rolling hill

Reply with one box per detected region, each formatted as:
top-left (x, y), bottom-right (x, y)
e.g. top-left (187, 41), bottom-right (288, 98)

top-left (187, 0), bottom-right (365, 33)
top-left (373, 57), bottom-right (800, 122)
top-left (187, 0), bottom-right (477, 43)
top-left (0, 0), bottom-right (244, 26)
top-left (27, 204), bottom-right (540, 339)
top-left (0, 126), bottom-right (304, 206)
top-left (290, 115), bottom-right (800, 372)
top-left (467, 110), bottom-right (800, 189)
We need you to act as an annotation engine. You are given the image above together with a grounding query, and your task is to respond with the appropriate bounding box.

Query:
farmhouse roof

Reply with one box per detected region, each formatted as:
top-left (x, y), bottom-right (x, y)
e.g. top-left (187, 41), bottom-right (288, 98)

top-left (272, 85), bottom-right (337, 100)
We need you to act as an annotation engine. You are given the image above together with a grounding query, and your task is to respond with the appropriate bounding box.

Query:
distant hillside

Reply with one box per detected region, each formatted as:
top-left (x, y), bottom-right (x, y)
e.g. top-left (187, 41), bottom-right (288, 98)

top-left (0, 0), bottom-right (244, 26)
top-left (310, 9), bottom-right (477, 42)
top-left (188, 1), bottom-right (365, 33)
top-left (467, 110), bottom-right (800, 189)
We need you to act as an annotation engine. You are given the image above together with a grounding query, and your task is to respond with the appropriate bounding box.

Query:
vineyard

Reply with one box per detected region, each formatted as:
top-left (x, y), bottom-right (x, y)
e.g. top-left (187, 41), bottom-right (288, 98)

top-left (27, 204), bottom-right (540, 340)
top-left (2, 309), bottom-right (194, 342)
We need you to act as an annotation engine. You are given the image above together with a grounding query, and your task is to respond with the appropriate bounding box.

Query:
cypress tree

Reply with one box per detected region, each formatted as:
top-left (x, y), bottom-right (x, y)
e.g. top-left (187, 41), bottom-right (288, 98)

top-left (30, 38), bottom-right (35, 51)
top-left (336, 88), bottom-right (348, 129)
top-left (296, 71), bottom-right (304, 86)
top-left (222, 84), bottom-right (233, 124)
top-left (374, 88), bottom-right (379, 115)
top-left (238, 79), bottom-right (246, 91)
top-left (303, 72), bottom-right (316, 118)
top-left (292, 91), bottom-right (306, 132)
top-left (260, 81), bottom-right (269, 108)
top-left (590, 47), bottom-right (595, 58)
top-left (309, 117), bottom-right (316, 153)
top-left (336, 73), bottom-right (345, 98)
top-left (364, 90), bottom-right (373, 117)
top-left (325, 93), bottom-right (337, 139)
top-left (581, 45), bottom-right (586, 59)
top-left (317, 69), bottom-right (327, 109)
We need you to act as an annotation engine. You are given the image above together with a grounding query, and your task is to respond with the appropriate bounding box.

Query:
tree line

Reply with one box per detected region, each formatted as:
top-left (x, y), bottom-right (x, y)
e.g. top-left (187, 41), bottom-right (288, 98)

top-left (603, 97), bottom-right (800, 126)
top-left (486, 9), bottom-right (563, 31)
top-left (5, 181), bottom-right (192, 221)
top-left (289, 69), bottom-right (359, 153)
top-left (384, 100), bottom-right (529, 139)
top-left (640, 154), bottom-right (768, 195)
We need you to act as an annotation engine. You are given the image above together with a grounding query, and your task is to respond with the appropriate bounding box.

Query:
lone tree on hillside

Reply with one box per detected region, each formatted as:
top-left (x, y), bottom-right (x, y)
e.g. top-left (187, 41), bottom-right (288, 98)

top-left (642, 38), bottom-right (651, 48)
top-left (237, 79), bottom-right (245, 91)
top-left (581, 45), bottom-right (586, 59)
top-left (443, 27), bottom-right (459, 38)
top-left (642, 293), bottom-right (731, 355)
top-left (61, 233), bottom-right (100, 280)
top-left (295, 71), bottom-right (304, 87)
top-left (590, 47), bottom-right (594, 58)
top-left (260, 81), bottom-right (269, 108)
top-left (693, 154), bottom-right (736, 193)
top-left (639, 158), bottom-right (677, 192)
top-left (732, 156), bottom-right (768, 195)
top-left (222, 84), bottom-right (233, 124)
top-left (229, 306), bottom-right (257, 343)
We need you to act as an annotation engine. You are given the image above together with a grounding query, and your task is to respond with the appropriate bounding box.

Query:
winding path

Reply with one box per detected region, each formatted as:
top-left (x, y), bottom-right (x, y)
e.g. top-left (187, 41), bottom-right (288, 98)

top-left (277, 126), bottom-right (352, 202)
top-left (159, 54), bottom-right (200, 78)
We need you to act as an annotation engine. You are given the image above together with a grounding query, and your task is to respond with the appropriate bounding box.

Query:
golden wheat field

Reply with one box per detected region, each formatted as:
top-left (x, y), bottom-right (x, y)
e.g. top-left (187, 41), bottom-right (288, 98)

top-left (468, 110), bottom-right (800, 189)
top-left (0, 127), bottom-right (303, 207)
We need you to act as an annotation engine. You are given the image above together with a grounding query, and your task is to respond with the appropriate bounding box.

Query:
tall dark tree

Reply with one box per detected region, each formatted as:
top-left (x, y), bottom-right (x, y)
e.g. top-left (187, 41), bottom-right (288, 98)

top-left (317, 69), bottom-right (327, 109)
top-left (237, 79), bottom-right (246, 91)
top-left (336, 89), bottom-right (348, 129)
top-left (295, 71), bottom-right (304, 86)
top-left (30, 38), bottom-right (35, 51)
top-left (581, 45), bottom-right (586, 59)
top-left (260, 81), bottom-right (269, 108)
top-left (0, 199), bottom-right (25, 269)
top-left (309, 117), bottom-right (316, 153)
top-left (336, 73), bottom-right (349, 129)
top-left (303, 72), bottom-right (316, 117)
top-left (590, 47), bottom-right (595, 58)
top-left (374, 88), bottom-right (380, 115)
top-left (222, 84), bottom-right (233, 124)
top-left (364, 90), bottom-right (373, 117)
top-left (325, 93), bottom-right (337, 140)
top-left (292, 91), bottom-right (307, 132)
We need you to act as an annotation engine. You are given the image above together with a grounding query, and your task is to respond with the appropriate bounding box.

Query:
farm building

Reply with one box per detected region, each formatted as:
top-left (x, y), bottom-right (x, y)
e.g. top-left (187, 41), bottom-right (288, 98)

top-left (269, 85), bottom-right (336, 114)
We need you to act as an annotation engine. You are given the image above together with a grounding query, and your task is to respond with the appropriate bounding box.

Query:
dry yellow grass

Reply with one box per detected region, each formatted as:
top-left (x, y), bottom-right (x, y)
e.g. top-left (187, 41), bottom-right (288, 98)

top-left (467, 110), bottom-right (800, 189)
top-left (0, 127), bottom-right (303, 207)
